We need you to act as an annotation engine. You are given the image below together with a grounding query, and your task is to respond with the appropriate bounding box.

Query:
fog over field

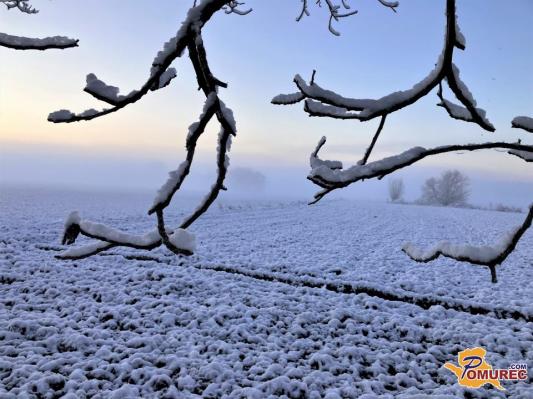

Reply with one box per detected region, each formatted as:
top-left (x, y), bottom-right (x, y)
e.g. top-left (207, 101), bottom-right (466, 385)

top-left (2, 142), bottom-right (532, 207)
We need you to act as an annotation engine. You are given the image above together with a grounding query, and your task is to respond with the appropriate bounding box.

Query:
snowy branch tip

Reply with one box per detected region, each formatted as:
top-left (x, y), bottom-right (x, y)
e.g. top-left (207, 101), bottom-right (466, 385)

top-left (0, 33), bottom-right (78, 50)
top-left (402, 204), bottom-right (533, 283)
top-left (512, 116), bottom-right (533, 133)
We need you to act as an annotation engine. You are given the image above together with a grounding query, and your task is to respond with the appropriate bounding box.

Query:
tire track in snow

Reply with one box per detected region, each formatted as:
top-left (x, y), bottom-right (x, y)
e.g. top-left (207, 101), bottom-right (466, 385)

top-left (92, 251), bottom-right (533, 323)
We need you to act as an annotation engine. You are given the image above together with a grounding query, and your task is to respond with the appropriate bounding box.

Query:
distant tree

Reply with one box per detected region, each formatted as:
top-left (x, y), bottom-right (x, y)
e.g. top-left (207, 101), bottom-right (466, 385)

top-left (388, 178), bottom-right (404, 202)
top-left (420, 170), bottom-right (469, 207)
top-left (437, 170), bottom-right (469, 206)
top-left (420, 177), bottom-right (439, 205)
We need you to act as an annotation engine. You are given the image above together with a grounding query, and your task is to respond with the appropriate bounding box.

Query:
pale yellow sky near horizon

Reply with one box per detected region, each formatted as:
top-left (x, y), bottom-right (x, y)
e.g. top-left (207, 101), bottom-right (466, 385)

top-left (1, 0), bottom-right (532, 200)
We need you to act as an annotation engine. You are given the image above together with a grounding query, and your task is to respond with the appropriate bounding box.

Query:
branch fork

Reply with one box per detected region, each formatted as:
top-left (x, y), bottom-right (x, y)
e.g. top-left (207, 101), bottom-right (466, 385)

top-left (274, 0), bottom-right (533, 281)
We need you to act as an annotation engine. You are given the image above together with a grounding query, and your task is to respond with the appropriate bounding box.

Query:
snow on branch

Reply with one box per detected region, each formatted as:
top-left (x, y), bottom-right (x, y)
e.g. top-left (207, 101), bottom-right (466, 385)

top-left (48, 0), bottom-right (229, 123)
top-left (1, 0), bottom-right (37, 14)
top-left (171, 33), bottom-right (237, 230)
top-left (403, 204), bottom-right (533, 283)
top-left (308, 140), bottom-right (533, 201)
top-left (508, 149), bottom-right (533, 162)
top-left (83, 74), bottom-right (139, 106)
top-left (150, 93), bottom-right (218, 214)
top-left (222, 1), bottom-right (252, 15)
top-left (445, 64), bottom-right (494, 131)
top-left (512, 116), bottom-right (533, 133)
top-left (1, 1), bottom-right (78, 50)
top-left (151, 30), bottom-right (236, 256)
top-left (58, 241), bottom-right (116, 260)
top-left (436, 83), bottom-right (493, 130)
top-left (57, 211), bottom-right (193, 259)
top-left (58, 21), bottom-right (238, 260)
top-left (310, 137), bottom-right (343, 170)
top-left (275, 0), bottom-right (495, 132)
top-left (0, 32), bottom-right (78, 50)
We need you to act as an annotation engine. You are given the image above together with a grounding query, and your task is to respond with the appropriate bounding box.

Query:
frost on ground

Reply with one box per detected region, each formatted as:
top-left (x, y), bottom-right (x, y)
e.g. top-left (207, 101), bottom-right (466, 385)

top-left (0, 187), bottom-right (532, 398)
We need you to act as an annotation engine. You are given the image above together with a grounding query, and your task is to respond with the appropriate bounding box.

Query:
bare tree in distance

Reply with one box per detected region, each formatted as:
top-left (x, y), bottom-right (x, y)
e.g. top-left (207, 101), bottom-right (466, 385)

top-left (420, 177), bottom-right (439, 205)
top-left (274, 0), bottom-right (533, 282)
top-left (437, 170), bottom-right (469, 206)
top-left (420, 170), bottom-right (469, 207)
top-left (0, 0), bottom-right (78, 50)
top-left (388, 178), bottom-right (404, 203)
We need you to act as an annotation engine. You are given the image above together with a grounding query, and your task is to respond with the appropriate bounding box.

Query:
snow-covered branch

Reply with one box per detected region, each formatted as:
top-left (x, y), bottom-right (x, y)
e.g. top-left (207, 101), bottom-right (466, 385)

top-left (59, 18), bottom-right (237, 260)
top-left (275, 0), bottom-right (495, 132)
top-left (48, 0), bottom-right (230, 123)
top-left (308, 140), bottom-right (533, 200)
top-left (150, 93), bottom-right (218, 214)
top-left (152, 30), bottom-right (236, 256)
top-left (277, 0), bottom-right (531, 280)
top-left (0, 33), bottom-right (78, 50)
top-left (508, 149), bottom-right (533, 162)
top-left (436, 82), bottom-right (493, 131)
top-left (1, 1), bottom-right (78, 50)
top-left (222, 0), bottom-right (252, 15)
top-left (83, 74), bottom-right (140, 106)
top-left (512, 116), bottom-right (533, 133)
top-left (403, 204), bottom-right (533, 283)
top-left (1, 0), bottom-right (37, 14)
top-left (57, 211), bottom-right (194, 259)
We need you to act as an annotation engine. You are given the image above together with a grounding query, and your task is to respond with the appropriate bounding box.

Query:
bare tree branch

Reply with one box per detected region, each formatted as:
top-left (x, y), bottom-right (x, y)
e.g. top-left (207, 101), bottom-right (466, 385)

top-left (360, 115), bottom-right (387, 165)
top-left (295, 0), bottom-right (398, 35)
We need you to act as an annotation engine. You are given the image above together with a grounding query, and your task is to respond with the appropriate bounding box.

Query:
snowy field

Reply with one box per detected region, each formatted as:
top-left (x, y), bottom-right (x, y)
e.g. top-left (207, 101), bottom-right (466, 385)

top-left (0, 186), bottom-right (532, 398)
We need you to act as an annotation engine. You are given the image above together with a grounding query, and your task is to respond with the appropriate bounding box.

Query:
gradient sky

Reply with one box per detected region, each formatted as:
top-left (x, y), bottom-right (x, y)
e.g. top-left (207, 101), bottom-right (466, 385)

top-left (1, 0), bottom-right (532, 204)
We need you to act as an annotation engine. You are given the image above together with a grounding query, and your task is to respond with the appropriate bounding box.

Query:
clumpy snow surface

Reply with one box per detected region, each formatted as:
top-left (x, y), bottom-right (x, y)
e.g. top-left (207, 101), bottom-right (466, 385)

top-left (0, 187), bottom-right (532, 398)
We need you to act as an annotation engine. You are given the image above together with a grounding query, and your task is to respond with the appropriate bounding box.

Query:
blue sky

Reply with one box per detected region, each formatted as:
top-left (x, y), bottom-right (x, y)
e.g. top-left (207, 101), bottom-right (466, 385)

top-left (1, 0), bottom-right (532, 204)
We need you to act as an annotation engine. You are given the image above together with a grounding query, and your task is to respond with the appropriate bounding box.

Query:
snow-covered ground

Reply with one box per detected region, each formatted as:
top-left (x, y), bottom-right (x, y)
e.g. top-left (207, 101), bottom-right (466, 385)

top-left (0, 186), bottom-right (532, 398)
